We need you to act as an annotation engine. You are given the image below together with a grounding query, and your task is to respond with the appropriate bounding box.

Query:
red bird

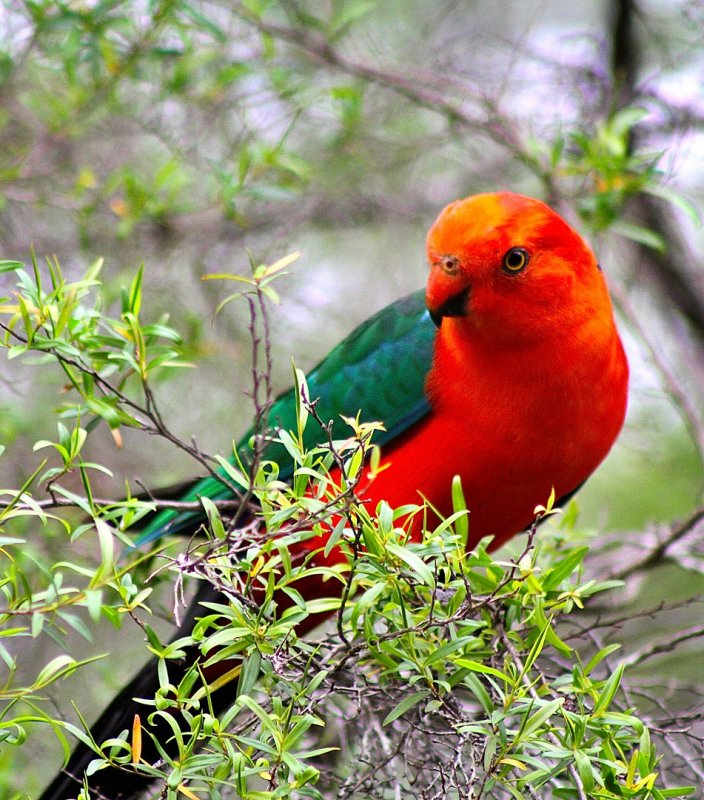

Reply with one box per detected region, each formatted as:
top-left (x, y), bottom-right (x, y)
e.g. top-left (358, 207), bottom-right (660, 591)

top-left (40, 192), bottom-right (628, 799)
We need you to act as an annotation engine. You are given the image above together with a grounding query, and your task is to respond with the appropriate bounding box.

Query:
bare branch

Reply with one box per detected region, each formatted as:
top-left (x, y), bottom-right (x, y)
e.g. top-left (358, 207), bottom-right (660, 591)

top-left (612, 506), bottom-right (704, 579)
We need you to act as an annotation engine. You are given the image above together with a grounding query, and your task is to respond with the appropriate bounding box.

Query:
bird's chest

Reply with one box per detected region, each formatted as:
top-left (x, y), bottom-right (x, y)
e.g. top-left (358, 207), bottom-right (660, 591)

top-left (398, 341), bottom-right (625, 542)
top-left (434, 342), bottom-right (594, 444)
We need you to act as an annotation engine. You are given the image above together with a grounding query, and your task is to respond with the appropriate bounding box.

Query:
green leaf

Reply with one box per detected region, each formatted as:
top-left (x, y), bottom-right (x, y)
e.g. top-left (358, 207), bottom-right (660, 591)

top-left (573, 749), bottom-right (595, 793)
top-left (330, 0), bottom-right (377, 35)
top-left (583, 644), bottom-right (621, 676)
top-left (456, 659), bottom-right (509, 683)
top-left (85, 397), bottom-right (123, 429)
top-left (593, 662), bottom-right (625, 716)
top-left (451, 474), bottom-right (469, 548)
top-left (529, 602), bottom-right (571, 657)
top-left (609, 106), bottom-right (649, 136)
top-left (643, 184), bottom-right (701, 225)
top-left (383, 690), bottom-right (430, 725)
top-left (350, 581), bottom-right (387, 628)
top-left (201, 496), bottom-right (226, 539)
top-left (611, 220), bottom-right (666, 252)
top-left (236, 650), bottom-right (261, 699)
top-left (463, 678), bottom-right (496, 717)
top-left (542, 546), bottom-right (588, 591)
top-left (126, 264), bottom-right (143, 315)
top-left (85, 589), bottom-right (104, 623)
top-left (386, 542), bottom-right (435, 588)
top-left (517, 698), bottom-right (563, 742)
top-left (31, 612), bottom-right (44, 638)
top-left (35, 655), bottom-right (78, 688)
top-left (94, 518), bottom-right (115, 572)
top-left (293, 364), bottom-right (309, 440)
top-left (214, 454), bottom-right (250, 490)
top-left (424, 631), bottom-right (483, 667)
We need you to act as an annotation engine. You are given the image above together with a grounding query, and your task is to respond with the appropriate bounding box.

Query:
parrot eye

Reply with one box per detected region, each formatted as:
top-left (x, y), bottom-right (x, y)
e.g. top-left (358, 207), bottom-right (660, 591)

top-left (502, 247), bottom-right (529, 274)
top-left (439, 254), bottom-right (460, 275)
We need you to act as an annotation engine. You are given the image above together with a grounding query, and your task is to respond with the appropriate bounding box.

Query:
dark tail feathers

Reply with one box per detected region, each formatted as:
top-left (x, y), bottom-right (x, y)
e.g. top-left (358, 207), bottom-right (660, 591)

top-left (38, 583), bottom-right (226, 800)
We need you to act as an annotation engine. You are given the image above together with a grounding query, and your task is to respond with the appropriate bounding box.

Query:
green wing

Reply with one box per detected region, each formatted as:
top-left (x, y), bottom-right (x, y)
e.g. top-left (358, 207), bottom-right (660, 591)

top-left (137, 289), bottom-right (435, 542)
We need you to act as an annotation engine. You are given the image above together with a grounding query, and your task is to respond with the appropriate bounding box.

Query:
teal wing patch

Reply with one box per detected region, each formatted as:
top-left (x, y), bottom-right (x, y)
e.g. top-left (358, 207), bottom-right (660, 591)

top-left (137, 290), bottom-right (436, 543)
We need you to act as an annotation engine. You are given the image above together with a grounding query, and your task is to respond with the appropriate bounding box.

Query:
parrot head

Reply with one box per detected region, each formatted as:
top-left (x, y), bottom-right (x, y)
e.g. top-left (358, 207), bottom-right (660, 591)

top-left (425, 192), bottom-right (608, 344)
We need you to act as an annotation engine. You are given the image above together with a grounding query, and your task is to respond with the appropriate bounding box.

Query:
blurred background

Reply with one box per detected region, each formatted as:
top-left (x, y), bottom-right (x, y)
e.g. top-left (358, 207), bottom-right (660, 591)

top-left (0, 0), bottom-right (703, 795)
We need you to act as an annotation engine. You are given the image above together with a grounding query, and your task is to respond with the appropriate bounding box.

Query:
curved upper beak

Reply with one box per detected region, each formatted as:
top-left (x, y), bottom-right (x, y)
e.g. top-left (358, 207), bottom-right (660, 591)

top-left (428, 286), bottom-right (470, 328)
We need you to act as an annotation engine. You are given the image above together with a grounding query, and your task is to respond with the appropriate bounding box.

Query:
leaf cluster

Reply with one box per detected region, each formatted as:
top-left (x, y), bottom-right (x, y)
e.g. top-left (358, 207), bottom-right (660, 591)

top-left (119, 407), bottom-right (691, 799)
top-left (0, 258), bottom-right (696, 799)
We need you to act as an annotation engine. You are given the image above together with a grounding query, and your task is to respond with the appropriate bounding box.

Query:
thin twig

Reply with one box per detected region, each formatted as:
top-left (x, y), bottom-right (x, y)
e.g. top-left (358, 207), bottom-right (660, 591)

top-left (612, 506), bottom-right (704, 579)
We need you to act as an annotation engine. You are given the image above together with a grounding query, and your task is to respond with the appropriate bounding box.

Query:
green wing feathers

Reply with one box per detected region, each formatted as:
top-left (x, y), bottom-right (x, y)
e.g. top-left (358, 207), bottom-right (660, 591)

top-left (137, 290), bottom-right (436, 543)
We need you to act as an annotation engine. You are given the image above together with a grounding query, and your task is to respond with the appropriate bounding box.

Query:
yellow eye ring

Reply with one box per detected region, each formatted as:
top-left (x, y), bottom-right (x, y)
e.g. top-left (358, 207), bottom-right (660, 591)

top-left (502, 247), bottom-right (529, 274)
top-left (439, 254), bottom-right (460, 276)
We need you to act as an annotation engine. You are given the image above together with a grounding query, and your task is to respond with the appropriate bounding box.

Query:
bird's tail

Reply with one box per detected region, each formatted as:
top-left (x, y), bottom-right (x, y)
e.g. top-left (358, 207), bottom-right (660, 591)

top-left (37, 560), bottom-right (337, 800)
top-left (37, 582), bottom-right (226, 800)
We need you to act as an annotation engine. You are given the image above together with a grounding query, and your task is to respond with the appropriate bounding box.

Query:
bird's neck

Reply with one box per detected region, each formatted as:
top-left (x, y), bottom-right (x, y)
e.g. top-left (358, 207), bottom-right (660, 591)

top-left (430, 310), bottom-right (628, 408)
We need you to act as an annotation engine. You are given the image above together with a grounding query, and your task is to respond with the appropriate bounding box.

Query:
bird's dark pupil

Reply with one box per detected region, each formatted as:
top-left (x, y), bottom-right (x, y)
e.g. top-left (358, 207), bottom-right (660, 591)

top-left (509, 251), bottom-right (522, 266)
top-left (442, 256), bottom-right (459, 274)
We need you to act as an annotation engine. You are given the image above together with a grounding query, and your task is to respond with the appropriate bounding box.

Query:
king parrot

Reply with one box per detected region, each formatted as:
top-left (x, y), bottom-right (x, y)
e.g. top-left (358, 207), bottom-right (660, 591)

top-left (39, 192), bottom-right (629, 800)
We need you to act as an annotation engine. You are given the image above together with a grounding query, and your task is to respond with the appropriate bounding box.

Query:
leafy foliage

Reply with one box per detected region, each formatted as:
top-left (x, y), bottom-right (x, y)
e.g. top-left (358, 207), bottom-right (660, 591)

top-left (0, 259), bottom-right (697, 799)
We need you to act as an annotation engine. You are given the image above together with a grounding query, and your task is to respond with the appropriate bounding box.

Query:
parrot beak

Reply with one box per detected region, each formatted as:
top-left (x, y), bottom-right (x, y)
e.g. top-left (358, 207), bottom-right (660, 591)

top-left (428, 286), bottom-right (470, 328)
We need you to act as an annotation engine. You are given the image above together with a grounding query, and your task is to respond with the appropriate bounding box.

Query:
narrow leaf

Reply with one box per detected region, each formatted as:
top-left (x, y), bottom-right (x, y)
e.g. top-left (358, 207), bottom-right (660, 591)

top-left (383, 691), bottom-right (430, 725)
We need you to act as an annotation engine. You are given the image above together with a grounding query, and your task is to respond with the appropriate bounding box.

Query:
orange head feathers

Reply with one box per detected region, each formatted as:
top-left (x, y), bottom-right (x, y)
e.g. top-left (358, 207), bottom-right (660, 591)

top-left (425, 192), bottom-right (613, 348)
